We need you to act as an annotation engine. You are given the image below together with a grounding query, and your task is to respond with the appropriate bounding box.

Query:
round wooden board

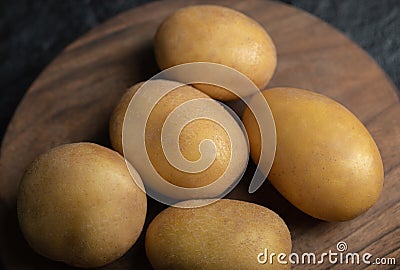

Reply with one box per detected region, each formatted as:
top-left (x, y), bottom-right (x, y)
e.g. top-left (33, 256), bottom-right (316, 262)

top-left (1, 0), bottom-right (399, 269)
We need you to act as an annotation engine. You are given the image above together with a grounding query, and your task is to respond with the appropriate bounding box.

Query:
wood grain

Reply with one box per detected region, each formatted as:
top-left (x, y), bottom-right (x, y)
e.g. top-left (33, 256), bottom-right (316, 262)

top-left (1, 0), bottom-right (399, 269)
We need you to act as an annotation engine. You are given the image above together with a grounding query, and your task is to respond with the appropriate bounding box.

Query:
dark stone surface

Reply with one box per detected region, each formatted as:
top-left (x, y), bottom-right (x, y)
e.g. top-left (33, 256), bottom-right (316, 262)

top-left (0, 0), bottom-right (399, 142)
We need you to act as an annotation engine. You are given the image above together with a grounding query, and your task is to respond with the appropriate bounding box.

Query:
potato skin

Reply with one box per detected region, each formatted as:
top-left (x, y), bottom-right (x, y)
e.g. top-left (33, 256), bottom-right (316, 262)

top-left (242, 87), bottom-right (384, 221)
top-left (109, 82), bottom-right (143, 154)
top-left (145, 199), bottom-right (291, 270)
top-left (154, 5), bottom-right (277, 100)
top-left (110, 81), bottom-right (248, 190)
top-left (144, 83), bottom-right (233, 188)
top-left (17, 143), bottom-right (147, 268)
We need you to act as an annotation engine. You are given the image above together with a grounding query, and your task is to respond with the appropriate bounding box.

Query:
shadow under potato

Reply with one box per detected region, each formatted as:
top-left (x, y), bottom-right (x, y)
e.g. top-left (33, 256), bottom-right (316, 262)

top-left (226, 160), bottom-right (324, 231)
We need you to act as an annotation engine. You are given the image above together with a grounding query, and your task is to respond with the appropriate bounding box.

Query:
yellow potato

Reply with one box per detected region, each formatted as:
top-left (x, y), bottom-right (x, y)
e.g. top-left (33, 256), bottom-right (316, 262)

top-left (109, 82), bottom-right (143, 154)
top-left (154, 5), bottom-right (277, 100)
top-left (146, 199), bottom-right (291, 269)
top-left (242, 87), bottom-right (384, 221)
top-left (17, 143), bottom-right (147, 268)
top-left (110, 80), bottom-right (248, 192)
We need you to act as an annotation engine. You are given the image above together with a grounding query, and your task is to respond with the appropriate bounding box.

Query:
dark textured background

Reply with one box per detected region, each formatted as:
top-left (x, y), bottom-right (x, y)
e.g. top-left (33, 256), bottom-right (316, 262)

top-left (0, 0), bottom-right (399, 143)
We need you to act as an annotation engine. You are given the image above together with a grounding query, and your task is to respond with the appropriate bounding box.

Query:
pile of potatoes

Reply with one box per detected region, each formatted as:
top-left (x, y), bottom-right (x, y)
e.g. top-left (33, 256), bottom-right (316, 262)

top-left (17, 5), bottom-right (383, 269)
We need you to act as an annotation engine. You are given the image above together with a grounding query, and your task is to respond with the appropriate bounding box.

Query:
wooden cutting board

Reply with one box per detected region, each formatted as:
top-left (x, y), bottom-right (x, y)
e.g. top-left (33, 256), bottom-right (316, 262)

top-left (1, 0), bottom-right (399, 269)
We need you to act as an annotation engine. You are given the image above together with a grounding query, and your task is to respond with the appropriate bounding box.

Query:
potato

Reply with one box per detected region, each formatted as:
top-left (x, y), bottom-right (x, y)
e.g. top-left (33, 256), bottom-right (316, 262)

top-left (154, 5), bottom-right (277, 100)
top-left (242, 87), bottom-right (384, 221)
top-left (17, 143), bottom-right (147, 268)
top-left (109, 82), bottom-right (143, 154)
top-left (110, 80), bottom-right (248, 198)
top-left (145, 199), bottom-right (291, 269)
